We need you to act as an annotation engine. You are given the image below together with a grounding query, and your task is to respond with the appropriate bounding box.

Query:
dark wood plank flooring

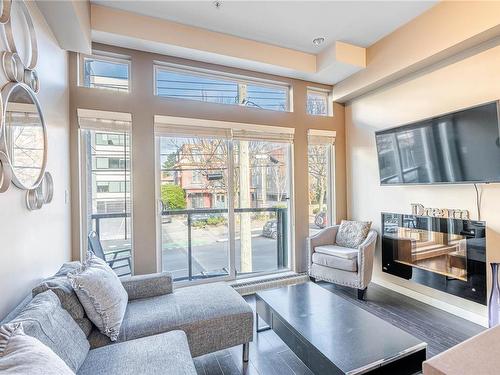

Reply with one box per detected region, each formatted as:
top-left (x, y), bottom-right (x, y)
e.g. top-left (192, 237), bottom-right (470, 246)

top-left (193, 282), bottom-right (484, 375)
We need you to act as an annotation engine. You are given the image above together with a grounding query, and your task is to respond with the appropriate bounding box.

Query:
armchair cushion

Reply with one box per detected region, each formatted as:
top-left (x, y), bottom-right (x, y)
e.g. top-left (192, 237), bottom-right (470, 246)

top-left (315, 245), bottom-right (358, 259)
top-left (335, 220), bottom-right (372, 248)
top-left (312, 252), bottom-right (357, 272)
top-left (121, 272), bottom-right (173, 300)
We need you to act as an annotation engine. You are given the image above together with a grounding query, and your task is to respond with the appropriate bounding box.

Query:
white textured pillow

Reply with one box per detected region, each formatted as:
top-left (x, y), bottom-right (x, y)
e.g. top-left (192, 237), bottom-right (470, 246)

top-left (335, 220), bottom-right (372, 248)
top-left (0, 323), bottom-right (73, 375)
top-left (68, 253), bottom-right (128, 341)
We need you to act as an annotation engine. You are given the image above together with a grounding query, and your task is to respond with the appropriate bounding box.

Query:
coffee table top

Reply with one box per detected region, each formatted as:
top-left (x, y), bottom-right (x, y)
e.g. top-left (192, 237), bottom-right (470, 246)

top-left (256, 282), bottom-right (426, 374)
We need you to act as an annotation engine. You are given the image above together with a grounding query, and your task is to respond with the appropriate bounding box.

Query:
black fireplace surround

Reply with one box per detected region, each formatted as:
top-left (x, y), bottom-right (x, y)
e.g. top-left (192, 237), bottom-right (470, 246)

top-left (382, 213), bottom-right (486, 305)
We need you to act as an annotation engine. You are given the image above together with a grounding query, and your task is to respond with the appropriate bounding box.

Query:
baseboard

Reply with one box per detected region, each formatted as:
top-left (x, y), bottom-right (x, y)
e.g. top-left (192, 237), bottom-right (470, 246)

top-left (373, 277), bottom-right (488, 327)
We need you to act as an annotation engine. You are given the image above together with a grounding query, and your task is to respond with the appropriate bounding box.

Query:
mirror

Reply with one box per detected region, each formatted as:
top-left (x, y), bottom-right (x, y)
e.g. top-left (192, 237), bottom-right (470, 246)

top-left (2, 83), bottom-right (46, 189)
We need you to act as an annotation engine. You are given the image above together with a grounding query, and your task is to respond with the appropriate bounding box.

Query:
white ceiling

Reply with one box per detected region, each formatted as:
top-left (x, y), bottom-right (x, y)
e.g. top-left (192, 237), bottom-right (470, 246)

top-left (91, 1), bottom-right (436, 53)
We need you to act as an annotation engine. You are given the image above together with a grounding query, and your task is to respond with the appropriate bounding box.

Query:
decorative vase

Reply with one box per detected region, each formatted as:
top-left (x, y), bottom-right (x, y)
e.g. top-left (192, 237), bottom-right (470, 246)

top-left (488, 263), bottom-right (500, 328)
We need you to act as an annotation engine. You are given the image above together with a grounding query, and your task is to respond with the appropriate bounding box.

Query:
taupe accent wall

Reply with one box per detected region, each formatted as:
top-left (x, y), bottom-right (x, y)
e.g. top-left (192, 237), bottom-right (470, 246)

top-left (69, 43), bottom-right (346, 275)
top-left (0, 3), bottom-right (71, 320)
top-left (345, 38), bottom-right (500, 320)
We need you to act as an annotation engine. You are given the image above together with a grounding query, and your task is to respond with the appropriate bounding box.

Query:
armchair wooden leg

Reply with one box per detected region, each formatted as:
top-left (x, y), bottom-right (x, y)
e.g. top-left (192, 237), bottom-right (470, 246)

top-left (357, 288), bottom-right (367, 300)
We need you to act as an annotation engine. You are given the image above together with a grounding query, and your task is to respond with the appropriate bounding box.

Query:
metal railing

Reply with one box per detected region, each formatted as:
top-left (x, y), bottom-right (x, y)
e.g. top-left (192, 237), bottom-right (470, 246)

top-left (162, 207), bottom-right (287, 281)
top-left (91, 207), bottom-right (287, 281)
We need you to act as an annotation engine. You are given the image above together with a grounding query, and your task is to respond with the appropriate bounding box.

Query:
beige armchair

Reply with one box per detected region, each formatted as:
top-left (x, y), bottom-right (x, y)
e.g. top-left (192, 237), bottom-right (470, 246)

top-left (308, 225), bottom-right (378, 299)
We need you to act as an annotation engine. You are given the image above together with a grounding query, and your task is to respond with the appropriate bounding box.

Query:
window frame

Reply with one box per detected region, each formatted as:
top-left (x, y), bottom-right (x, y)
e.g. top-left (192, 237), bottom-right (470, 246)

top-left (78, 51), bottom-right (132, 93)
top-left (153, 62), bottom-right (291, 112)
top-left (306, 87), bottom-right (333, 117)
top-left (307, 132), bottom-right (336, 236)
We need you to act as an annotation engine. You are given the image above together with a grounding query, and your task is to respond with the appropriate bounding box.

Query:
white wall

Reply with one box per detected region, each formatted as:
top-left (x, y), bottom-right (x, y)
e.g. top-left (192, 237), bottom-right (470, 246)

top-left (0, 2), bottom-right (70, 320)
top-left (346, 39), bottom-right (500, 323)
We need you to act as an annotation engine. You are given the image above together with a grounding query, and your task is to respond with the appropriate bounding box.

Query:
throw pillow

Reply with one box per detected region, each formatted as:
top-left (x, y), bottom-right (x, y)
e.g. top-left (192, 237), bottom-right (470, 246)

top-left (0, 323), bottom-right (73, 375)
top-left (335, 220), bottom-right (372, 248)
top-left (32, 261), bottom-right (93, 337)
top-left (68, 253), bottom-right (128, 341)
top-left (9, 290), bottom-right (89, 372)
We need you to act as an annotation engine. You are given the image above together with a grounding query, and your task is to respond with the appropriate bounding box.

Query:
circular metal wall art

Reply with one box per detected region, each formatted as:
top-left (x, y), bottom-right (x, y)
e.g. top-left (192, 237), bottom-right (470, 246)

top-left (1, 51), bottom-right (24, 82)
top-left (4, 0), bottom-right (37, 70)
top-left (1, 82), bottom-right (47, 190)
top-left (23, 68), bottom-right (39, 93)
top-left (0, 150), bottom-right (11, 193)
top-left (26, 171), bottom-right (53, 210)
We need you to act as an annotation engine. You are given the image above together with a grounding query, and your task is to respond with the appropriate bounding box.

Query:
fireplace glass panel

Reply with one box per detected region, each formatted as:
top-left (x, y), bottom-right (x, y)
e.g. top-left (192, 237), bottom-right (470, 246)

top-left (381, 213), bottom-right (486, 305)
top-left (385, 223), bottom-right (467, 281)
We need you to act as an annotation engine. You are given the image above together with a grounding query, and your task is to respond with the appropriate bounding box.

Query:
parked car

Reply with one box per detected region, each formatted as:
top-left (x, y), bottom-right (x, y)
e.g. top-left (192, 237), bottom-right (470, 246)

top-left (262, 220), bottom-right (278, 239)
top-left (314, 212), bottom-right (327, 229)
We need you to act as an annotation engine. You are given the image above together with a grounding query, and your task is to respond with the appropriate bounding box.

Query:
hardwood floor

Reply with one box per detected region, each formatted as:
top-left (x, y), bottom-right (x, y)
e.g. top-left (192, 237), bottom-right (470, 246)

top-left (193, 281), bottom-right (484, 375)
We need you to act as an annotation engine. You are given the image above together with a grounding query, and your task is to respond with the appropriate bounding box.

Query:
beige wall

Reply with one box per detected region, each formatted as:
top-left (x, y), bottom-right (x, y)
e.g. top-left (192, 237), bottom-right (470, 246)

top-left (69, 43), bottom-right (346, 275)
top-left (346, 39), bottom-right (500, 320)
top-left (0, 3), bottom-right (70, 320)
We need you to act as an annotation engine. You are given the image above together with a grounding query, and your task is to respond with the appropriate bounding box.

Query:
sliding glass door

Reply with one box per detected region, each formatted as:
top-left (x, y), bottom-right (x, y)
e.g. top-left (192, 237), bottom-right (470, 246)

top-left (157, 126), bottom-right (293, 283)
top-left (233, 139), bottom-right (292, 275)
top-left (158, 135), bottom-right (230, 281)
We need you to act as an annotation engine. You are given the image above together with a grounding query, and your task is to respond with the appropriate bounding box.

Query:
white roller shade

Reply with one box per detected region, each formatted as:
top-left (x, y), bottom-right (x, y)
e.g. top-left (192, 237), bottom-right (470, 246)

top-left (77, 109), bottom-right (132, 132)
top-left (154, 115), bottom-right (294, 142)
top-left (308, 129), bottom-right (336, 144)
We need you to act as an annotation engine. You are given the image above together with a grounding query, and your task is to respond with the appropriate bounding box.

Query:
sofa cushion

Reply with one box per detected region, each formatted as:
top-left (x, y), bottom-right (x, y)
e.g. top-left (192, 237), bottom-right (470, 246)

top-left (9, 290), bottom-right (90, 373)
top-left (312, 252), bottom-right (358, 272)
top-left (78, 330), bottom-right (196, 375)
top-left (315, 245), bottom-right (358, 259)
top-left (88, 283), bottom-right (253, 357)
top-left (0, 323), bottom-right (74, 375)
top-left (68, 253), bottom-right (128, 341)
top-left (32, 261), bottom-right (93, 337)
top-left (335, 220), bottom-right (372, 248)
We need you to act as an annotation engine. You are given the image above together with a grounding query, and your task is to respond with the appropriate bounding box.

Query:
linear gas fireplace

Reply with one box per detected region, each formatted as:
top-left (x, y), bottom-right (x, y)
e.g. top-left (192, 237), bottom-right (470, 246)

top-left (382, 213), bottom-right (486, 305)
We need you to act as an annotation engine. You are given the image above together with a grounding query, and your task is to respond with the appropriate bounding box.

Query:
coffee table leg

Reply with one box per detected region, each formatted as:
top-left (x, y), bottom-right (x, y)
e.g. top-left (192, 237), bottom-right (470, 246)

top-left (256, 312), bottom-right (271, 333)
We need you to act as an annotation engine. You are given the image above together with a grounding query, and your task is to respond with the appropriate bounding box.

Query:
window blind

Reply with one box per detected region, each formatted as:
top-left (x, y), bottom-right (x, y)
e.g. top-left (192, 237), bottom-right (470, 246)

top-left (154, 115), bottom-right (294, 142)
top-left (307, 129), bottom-right (336, 145)
top-left (77, 109), bottom-right (132, 132)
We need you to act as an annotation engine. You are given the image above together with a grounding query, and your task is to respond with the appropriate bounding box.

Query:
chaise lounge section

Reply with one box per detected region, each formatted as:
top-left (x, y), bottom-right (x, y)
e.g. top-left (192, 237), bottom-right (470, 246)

top-left (0, 265), bottom-right (254, 375)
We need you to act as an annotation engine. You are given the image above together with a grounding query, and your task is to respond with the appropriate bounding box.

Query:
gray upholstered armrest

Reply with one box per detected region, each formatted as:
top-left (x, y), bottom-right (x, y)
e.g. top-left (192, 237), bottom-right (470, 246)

top-left (121, 272), bottom-right (173, 300)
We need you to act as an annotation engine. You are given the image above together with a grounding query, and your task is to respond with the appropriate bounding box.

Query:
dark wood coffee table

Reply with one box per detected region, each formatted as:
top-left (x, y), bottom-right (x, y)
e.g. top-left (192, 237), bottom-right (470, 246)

top-left (256, 282), bottom-right (426, 375)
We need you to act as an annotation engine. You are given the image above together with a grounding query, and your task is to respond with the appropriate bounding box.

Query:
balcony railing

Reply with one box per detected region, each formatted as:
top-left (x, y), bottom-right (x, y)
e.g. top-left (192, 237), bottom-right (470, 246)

top-left (91, 207), bottom-right (287, 281)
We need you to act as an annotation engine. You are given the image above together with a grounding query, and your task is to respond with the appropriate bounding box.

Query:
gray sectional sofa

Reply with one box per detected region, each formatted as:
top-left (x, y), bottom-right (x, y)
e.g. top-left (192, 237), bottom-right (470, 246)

top-left (0, 264), bottom-right (254, 374)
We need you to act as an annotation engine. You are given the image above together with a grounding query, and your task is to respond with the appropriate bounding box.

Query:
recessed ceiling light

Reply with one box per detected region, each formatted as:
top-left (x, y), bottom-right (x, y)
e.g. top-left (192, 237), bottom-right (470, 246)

top-left (213, 1), bottom-right (222, 9)
top-left (312, 37), bottom-right (326, 47)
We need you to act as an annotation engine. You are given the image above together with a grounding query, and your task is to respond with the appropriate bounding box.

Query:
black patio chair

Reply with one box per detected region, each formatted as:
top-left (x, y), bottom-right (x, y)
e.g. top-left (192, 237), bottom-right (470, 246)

top-left (88, 231), bottom-right (132, 277)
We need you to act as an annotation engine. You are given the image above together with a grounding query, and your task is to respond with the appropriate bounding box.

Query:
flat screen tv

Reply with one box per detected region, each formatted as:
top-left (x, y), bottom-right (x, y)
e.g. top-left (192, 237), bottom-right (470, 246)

top-left (375, 101), bottom-right (500, 185)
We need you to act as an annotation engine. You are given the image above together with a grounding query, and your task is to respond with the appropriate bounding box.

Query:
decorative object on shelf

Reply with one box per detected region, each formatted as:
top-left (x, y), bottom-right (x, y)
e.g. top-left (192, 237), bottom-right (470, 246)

top-left (411, 203), bottom-right (470, 220)
top-left (0, 0), bottom-right (52, 210)
top-left (489, 263), bottom-right (500, 328)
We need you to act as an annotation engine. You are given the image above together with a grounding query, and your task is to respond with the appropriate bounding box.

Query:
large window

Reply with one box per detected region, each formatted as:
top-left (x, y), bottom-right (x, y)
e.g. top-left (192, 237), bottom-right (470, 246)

top-left (156, 120), bottom-right (294, 282)
top-left (81, 53), bottom-right (130, 92)
top-left (155, 65), bottom-right (290, 112)
top-left (308, 130), bottom-right (335, 236)
top-left (79, 111), bottom-right (133, 277)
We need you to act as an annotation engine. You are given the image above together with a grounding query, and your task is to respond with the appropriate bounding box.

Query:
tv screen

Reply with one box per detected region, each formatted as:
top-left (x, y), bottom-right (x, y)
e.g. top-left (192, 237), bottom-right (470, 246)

top-left (375, 102), bottom-right (500, 185)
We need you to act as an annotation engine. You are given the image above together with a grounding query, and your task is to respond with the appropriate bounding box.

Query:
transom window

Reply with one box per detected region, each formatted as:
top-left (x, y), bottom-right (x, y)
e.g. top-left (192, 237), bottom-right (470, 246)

top-left (307, 88), bottom-right (331, 116)
top-left (155, 64), bottom-right (290, 112)
top-left (80, 53), bottom-right (130, 92)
